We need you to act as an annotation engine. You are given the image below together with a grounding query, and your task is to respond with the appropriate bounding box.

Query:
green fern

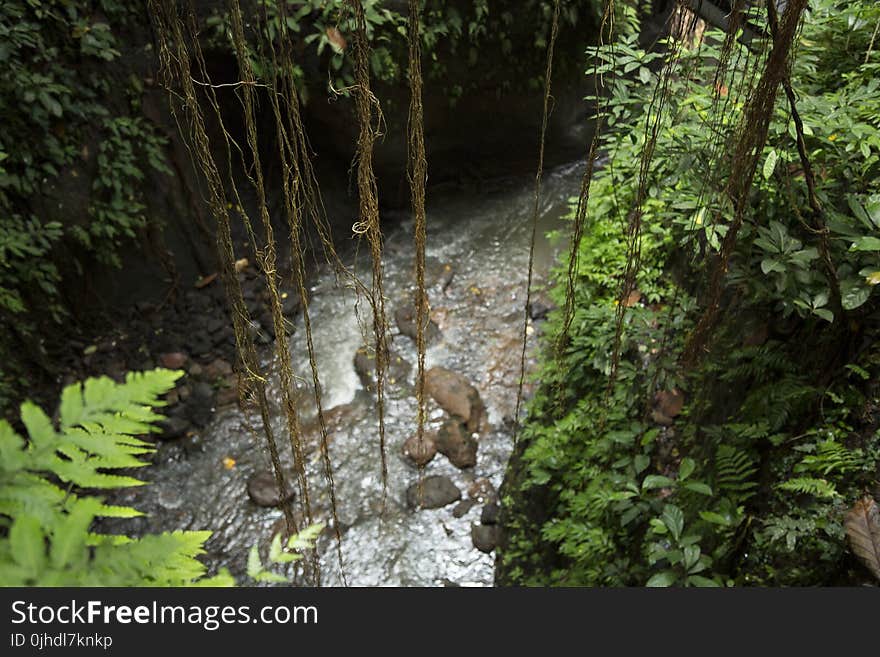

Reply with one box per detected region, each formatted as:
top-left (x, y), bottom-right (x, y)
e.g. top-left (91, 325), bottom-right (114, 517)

top-left (794, 440), bottom-right (862, 477)
top-left (714, 445), bottom-right (758, 504)
top-left (777, 477), bottom-right (839, 499)
top-left (0, 369), bottom-right (234, 586)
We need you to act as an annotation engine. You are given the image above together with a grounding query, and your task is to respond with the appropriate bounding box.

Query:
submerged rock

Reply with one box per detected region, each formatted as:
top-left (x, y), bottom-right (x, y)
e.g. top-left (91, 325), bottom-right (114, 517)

top-left (406, 475), bottom-right (461, 510)
top-left (247, 471), bottom-right (295, 508)
top-left (435, 420), bottom-right (478, 469)
top-left (425, 367), bottom-right (486, 433)
top-left (394, 304), bottom-right (441, 344)
top-left (354, 347), bottom-right (412, 392)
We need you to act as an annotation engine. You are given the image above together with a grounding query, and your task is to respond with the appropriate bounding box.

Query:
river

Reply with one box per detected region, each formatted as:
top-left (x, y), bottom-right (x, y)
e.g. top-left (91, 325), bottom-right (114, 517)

top-left (114, 160), bottom-right (584, 586)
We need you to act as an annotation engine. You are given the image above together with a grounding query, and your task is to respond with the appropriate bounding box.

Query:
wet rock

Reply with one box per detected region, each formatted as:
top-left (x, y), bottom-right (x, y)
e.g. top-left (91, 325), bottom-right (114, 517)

top-left (205, 317), bottom-right (227, 335)
top-left (159, 352), bottom-right (188, 369)
top-left (354, 347), bottom-right (412, 392)
top-left (394, 304), bottom-right (441, 344)
top-left (215, 378), bottom-right (239, 407)
top-left (204, 358), bottom-right (233, 381)
top-left (425, 367), bottom-right (486, 433)
top-left (192, 381), bottom-right (215, 401)
top-left (528, 294), bottom-right (555, 321)
top-left (299, 403), bottom-right (357, 456)
top-left (158, 415), bottom-right (190, 440)
top-left (452, 498), bottom-right (477, 518)
top-left (406, 475), bottom-right (461, 510)
top-left (471, 524), bottom-right (501, 553)
top-left (281, 294), bottom-right (301, 318)
top-left (247, 471), bottom-right (295, 507)
top-left (480, 502), bottom-right (500, 526)
top-left (187, 363), bottom-right (203, 378)
top-left (403, 432), bottom-right (437, 467)
top-left (468, 478), bottom-right (498, 503)
top-left (435, 420), bottom-right (478, 469)
top-left (187, 332), bottom-right (213, 357)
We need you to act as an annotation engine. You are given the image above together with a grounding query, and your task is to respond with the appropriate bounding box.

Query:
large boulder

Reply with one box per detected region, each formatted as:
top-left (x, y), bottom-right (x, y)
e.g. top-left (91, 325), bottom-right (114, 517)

top-left (406, 475), bottom-right (461, 510)
top-left (435, 420), bottom-right (478, 469)
top-left (424, 367), bottom-right (486, 433)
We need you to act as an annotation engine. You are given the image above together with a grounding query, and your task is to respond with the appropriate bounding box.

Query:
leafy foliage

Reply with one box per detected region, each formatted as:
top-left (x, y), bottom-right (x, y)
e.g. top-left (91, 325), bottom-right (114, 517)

top-left (246, 524), bottom-right (324, 584)
top-left (0, 369), bottom-right (233, 586)
top-left (500, 0), bottom-right (880, 587)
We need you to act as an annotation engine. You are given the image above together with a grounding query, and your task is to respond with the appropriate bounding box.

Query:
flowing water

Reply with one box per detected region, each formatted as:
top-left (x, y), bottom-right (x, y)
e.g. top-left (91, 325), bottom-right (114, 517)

top-left (113, 161), bottom-right (583, 586)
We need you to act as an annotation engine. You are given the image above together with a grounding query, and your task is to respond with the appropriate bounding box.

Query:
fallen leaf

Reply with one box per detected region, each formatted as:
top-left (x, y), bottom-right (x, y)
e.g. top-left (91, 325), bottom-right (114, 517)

top-left (234, 258), bottom-right (249, 273)
top-left (195, 272), bottom-right (218, 289)
top-left (624, 289), bottom-right (642, 307)
top-left (222, 457), bottom-right (236, 470)
top-left (656, 389), bottom-right (685, 418)
top-left (326, 26), bottom-right (347, 52)
top-left (845, 497), bottom-right (880, 582)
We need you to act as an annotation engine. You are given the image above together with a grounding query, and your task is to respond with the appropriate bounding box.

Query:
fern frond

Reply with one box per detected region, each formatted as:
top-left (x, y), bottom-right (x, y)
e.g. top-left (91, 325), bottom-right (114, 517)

top-left (714, 445), bottom-right (758, 503)
top-left (777, 477), bottom-right (839, 498)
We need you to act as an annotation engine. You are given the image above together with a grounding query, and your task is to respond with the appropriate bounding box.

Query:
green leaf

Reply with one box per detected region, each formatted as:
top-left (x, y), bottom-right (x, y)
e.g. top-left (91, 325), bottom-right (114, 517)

top-left (646, 570), bottom-right (677, 587)
top-left (682, 481), bottom-right (713, 496)
top-left (851, 236), bottom-right (880, 251)
top-left (679, 458), bottom-right (695, 480)
top-left (50, 498), bottom-right (101, 569)
top-left (687, 575), bottom-right (721, 587)
top-left (662, 504), bottom-right (685, 541)
top-left (763, 149), bottom-right (778, 180)
top-left (268, 533), bottom-right (301, 564)
top-left (10, 516), bottom-right (46, 575)
top-left (642, 475), bottom-right (675, 491)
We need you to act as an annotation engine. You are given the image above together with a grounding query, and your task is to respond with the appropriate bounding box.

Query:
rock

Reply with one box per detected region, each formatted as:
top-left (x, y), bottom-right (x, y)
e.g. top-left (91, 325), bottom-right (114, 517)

top-left (435, 420), bottom-right (478, 469)
top-left (406, 475), bottom-right (461, 510)
top-left (247, 471), bottom-right (295, 507)
top-left (215, 378), bottom-right (239, 407)
top-left (394, 304), bottom-right (441, 344)
top-left (480, 502), bottom-right (500, 525)
top-left (281, 294), bottom-right (301, 318)
top-left (353, 347), bottom-right (411, 392)
top-left (468, 478), bottom-right (498, 503)
top-left (403, 432), bottom-right (437, 467)
top-left (187, 362), bottom-right (203, 378)
top-left (452, 498), bottom-right (477, 518)
top-left (159, 352), bottom-right (188, 369)
top-left (471, 524), bottom-right (501, 553)
top-left (192, 381), bottom-right (215, 401)
top-left (298, 403), bottom-right (357, 457)
top-left (528, 294), bottom-right (555, 321)
top-left (425, 367), bottom-right (486, 433)
top-left (205, 317), bottom-right (227, 335)
top-left (187, 332), bottom-right (212, 357)
top-left (204, 358), bottom-right (233, 380)
top-left (158, 415), bottom-right (190, 439)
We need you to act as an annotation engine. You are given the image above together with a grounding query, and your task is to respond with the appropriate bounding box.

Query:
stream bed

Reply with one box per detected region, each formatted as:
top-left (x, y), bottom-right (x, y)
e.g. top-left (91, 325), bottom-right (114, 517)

top-left (112, 161), bottom-right (583, 586)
